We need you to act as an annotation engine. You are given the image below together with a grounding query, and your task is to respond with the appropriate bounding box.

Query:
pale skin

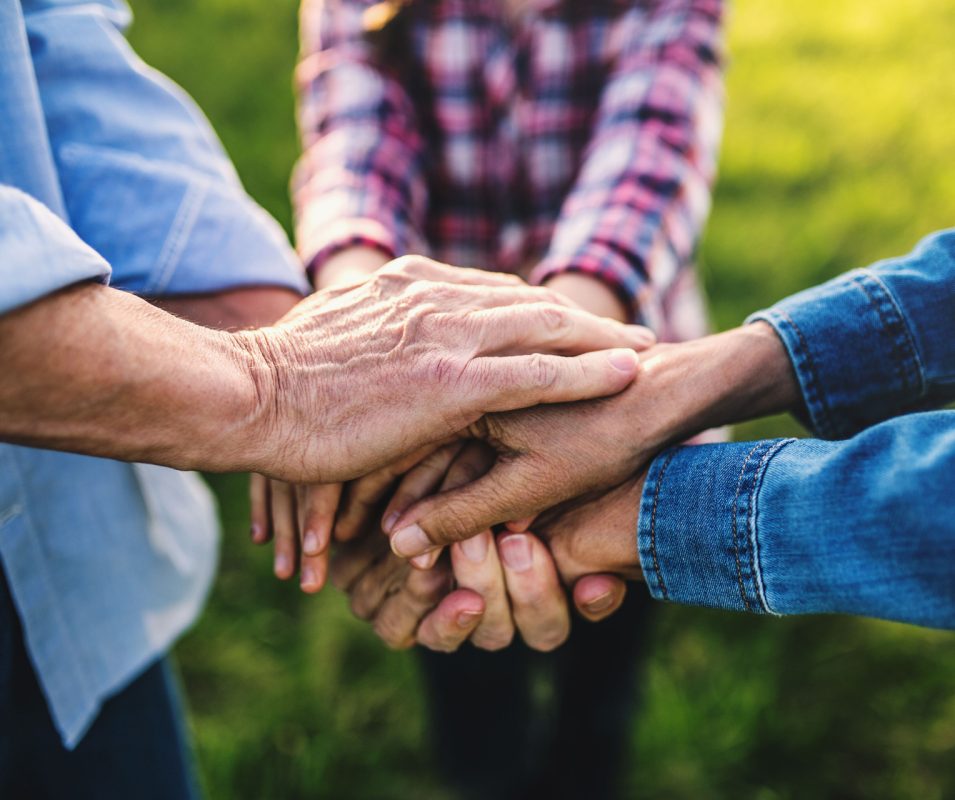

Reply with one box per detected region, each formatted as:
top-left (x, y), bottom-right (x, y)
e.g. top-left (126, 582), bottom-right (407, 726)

top-left (0, 255), bottom-right (650, 484)
top-left (253, 246), bottom-right (641, 651)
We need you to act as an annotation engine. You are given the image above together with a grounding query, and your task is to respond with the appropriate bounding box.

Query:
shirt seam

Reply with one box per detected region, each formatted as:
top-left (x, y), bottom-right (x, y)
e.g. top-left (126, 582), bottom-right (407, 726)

top-left (143, 176), bottom-right (207, 295)
top-left (746, 438), bottom-right (797, 615)
top-left (771, 308), bottom-right (836, 439)
top-left (647, 449), bottom-right (681, 601)
top-left (731, 442), bottom-right (765, 612)
top-left (855, 270), bottom-right (926, 399)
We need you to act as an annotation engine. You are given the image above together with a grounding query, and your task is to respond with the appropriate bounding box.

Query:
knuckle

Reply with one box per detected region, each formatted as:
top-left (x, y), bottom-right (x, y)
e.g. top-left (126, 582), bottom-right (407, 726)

top-left (424, 354), bottom-right (467, 388)
top-left (527, 353), bottom-right (559, 391)
top-left (529, 622), bottom-right (570, 653)
top-left (472, 628), bottom-right (514, 652)
top-left (373, 614), bottom-right (414, 650)
top-left (539, 305), bottom-right (571, 337)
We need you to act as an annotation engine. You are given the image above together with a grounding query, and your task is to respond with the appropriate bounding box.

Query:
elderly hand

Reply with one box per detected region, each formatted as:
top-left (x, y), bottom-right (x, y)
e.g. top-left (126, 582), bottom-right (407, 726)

top-left (383, 323), bottom-right (798, 560)
top-left (235, 256), bottom-right (653, 484)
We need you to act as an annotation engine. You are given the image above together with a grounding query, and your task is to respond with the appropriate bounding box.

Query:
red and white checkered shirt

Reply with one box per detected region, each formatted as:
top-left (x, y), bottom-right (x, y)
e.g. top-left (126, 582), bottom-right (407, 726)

top-left (295, 0), bottom-right (724, 337)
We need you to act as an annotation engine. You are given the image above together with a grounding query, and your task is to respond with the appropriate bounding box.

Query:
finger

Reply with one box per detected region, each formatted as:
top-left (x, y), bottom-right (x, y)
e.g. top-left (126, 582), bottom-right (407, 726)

top-left (249, 473), bottom-right (270, 544)
top-left (450, 532), bottom-right (514, 651)
top-left (299, 482), bottom-right (342, 555)
top-left (499, 532), bottom-right (570, 652)
top-left (389, 458), bottom-right (547, 557)
top-left (348, 552), bottom-right (411, 620)
top-left (573, 574), bottom-right (628, 622)
top-left (505, 516), bottom-right (536, 533)
top-left (469, 304), bottom-right (655, 357)
top-left (461, 348), bottom-right (641, 417)
top-left (381, 442), bottom-right (466, 534)
top-left (329, 529), bottom-right (392, 592)
top-left (371, 565), bottom-right (453, 650)
top-left (270, 480), bottom-right (298, 580)
top-left (297, 482), bottom-right (342, 594)
top-left (415, 589), bottom-right (486, 653)
top-left (337, 443), bottom-right (448, 542)
top-left (383, 256), bottom-right (527, 288)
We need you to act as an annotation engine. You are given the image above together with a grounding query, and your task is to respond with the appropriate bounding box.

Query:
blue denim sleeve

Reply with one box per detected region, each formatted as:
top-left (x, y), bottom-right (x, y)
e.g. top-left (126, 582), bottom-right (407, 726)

top-left (639, 412), bottom-right (955, 629)
top-left (0, 186), bottom-right (111, 315)
top-left (748, 229), bottom-right (955, 439)
top-left (24, 0), bottom-right (308, 296)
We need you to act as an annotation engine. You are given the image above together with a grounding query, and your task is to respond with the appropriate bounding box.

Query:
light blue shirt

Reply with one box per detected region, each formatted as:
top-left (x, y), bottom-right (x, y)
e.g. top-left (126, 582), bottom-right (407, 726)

top-left (0, 0), bottom-right (308, 748)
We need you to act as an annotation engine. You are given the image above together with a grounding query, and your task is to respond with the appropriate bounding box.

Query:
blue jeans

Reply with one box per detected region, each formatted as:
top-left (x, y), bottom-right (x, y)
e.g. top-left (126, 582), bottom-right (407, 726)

top-left (0, 569), bottom-right (200, 800)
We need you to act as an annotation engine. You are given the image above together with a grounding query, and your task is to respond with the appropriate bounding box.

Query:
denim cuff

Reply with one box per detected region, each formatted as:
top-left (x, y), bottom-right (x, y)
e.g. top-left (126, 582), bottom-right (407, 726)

top-left (638, 439), bottom-right (795, 614)
top-left (748, 269), bottom-right (924, 440)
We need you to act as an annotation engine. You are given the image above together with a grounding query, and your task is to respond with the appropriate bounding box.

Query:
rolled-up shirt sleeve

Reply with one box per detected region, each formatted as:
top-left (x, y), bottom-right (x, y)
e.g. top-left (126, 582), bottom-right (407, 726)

top-left (530, 0), bottom-right (724, 327)
top-left (637, 227), bottom-right (955, 629)
top-left (638, 414), bottom-right (955, 630)
top-left (25, 1), bottom-right (308, 297)
top-left (0, 186), bottom-right (111, 315)
top-left (293, 0), bottom-right (429, 277)
top-left (748, 228), bottom-right (955, 439)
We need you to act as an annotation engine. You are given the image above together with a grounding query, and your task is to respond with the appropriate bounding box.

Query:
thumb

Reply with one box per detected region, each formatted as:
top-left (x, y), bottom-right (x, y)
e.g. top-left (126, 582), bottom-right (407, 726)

top-left (387, 459), bottom-right (549, 558)
top-left (573, 574), bottom-right (628, 622)
top-left (461, 348), bottom-right (640, 416)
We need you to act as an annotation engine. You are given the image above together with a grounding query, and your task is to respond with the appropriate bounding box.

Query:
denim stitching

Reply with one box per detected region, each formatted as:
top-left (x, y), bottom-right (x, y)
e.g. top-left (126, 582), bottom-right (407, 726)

top-left (147, 178), bottom-right (206, 294)
top-left (731, 442), bottom-right (765, 613)
top-left (774, 309), bottom-right (835, 439)
top-left (855, 272), bottom-right (925, 399)
top-left (745, 439), bottom-right (796, 614)
top-left (648, 450), bottom-right (680, 601)
top-left (865, 272), bottom-right (926, 393)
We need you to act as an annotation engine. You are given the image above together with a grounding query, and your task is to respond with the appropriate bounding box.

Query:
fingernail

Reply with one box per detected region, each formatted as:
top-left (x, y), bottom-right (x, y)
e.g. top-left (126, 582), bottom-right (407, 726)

top-left (584, 592), bottom-right (615, 614)
top-left (274, 553), bottom-right (290, 578)
top-left (303, 530), bottom-right (320, 555)
top-left (391, 524), bottom-right (432, 558)
top-left (411, 550), bottom-right (439, 570)
top-left (301, 567), bottom-right (317, 590)
top-left (382, 511), bottom-right (400, 534)
top-left (609, 349), bottom-right (639, 372)
top-left (499, 534), bottom-right (533, 572)
top-left (460, 533), bottom-right (488, 563)
top-left (250, 523), bottom-right (263, 543)
top-left (457, 610), bottom-right (483, 628)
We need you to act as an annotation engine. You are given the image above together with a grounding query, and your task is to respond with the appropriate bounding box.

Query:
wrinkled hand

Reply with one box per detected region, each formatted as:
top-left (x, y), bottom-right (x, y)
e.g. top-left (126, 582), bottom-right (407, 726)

top-left (235, 256), bottom-right (653, 484)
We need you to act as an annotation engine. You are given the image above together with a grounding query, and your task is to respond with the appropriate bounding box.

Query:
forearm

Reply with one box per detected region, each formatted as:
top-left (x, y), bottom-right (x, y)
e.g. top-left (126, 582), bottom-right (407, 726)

top-left (613, 321), bottom-right (801, 457)
top-left (0, 282), bottom-right (260, 472)
top-left (149, 286), bottom-right (303, 331)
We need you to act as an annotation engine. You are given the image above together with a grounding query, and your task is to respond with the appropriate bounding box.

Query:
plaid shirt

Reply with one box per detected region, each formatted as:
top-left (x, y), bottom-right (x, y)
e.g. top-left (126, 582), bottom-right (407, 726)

top-left (295, 0), bottom-right (724, 336)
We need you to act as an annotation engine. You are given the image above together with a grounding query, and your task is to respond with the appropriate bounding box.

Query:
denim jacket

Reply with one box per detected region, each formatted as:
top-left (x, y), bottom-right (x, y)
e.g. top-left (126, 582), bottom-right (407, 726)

top-left (638, 230), bottom-right (955, 629)
top-left (0, 0), bottom-right (307, 747)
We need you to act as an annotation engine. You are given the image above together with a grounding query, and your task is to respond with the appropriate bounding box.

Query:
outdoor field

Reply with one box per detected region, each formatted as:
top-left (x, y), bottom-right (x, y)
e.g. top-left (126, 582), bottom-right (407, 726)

top-left (127, 1), bottom-right (955, 797)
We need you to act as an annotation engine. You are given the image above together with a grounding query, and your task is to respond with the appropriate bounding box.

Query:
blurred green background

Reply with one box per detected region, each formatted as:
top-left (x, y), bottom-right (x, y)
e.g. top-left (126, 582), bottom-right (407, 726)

top-left (127, 1), bottom-right (955, 797)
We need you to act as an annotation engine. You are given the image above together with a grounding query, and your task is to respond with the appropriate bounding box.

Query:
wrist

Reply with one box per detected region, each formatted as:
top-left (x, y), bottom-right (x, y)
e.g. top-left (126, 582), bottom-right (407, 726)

top-left (620, 322), bottom-right (798, 454)
top-left (542, 272), bottom-right (630, 323)
top-left (315, 246), bottom-right (392, 290)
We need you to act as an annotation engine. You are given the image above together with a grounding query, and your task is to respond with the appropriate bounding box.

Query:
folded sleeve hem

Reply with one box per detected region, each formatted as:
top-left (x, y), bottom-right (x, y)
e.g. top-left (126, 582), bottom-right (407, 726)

top-left (638, 438), bottom-right (795, 614)
top-left (747, 269), bottom-right (924, 439)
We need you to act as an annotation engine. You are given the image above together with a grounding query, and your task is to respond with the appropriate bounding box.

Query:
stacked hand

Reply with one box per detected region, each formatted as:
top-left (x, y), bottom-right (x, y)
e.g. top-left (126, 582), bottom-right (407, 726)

top-left (247, 253), bottom-right (796, 654)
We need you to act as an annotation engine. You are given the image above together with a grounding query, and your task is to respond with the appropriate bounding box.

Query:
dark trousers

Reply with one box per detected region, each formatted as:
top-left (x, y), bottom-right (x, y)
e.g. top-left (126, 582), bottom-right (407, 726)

top-left (418, 585), bottom-right (655, 800)
top-left (0, 570), bottom-right (200, 800)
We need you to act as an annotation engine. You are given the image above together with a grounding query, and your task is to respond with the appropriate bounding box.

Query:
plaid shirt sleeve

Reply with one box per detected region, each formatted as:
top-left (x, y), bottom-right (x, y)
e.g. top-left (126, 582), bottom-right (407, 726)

top-left (530, 0), bottom-right (725, 327)
top-left (293, 0), bottom-right (429, 277)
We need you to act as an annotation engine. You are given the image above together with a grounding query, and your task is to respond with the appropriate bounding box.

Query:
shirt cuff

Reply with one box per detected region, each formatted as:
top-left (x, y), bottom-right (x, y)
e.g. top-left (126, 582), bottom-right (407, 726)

top-left (296, 217), bottom-right (400, 277)
top-left (747, 269), bottom-right (924, 439)
top-left (530, 245), bottom-right (643, 324)
top-left (0, 187), bottom-right (111, 316)
top-left (638, 439), bottom-right (795, 614)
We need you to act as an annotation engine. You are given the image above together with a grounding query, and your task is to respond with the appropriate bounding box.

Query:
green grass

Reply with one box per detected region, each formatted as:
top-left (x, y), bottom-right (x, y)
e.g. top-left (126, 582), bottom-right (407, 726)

top-left (126, 1), bottom-right (955, 797)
